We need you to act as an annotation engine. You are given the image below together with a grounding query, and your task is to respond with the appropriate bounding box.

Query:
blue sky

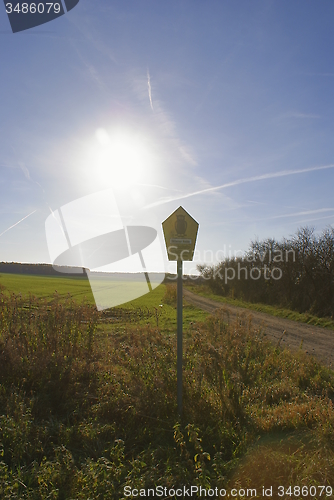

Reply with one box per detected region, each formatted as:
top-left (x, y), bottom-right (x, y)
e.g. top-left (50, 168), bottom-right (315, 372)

top-left (0, 1), bottom-right (333, 275)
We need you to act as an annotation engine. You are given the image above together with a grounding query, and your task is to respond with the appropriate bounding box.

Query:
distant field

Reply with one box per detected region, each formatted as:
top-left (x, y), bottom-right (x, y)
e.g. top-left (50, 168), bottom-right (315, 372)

top-left (0, 272), bottom-right (209, 330)
top-left (0, 272), bottom-right (163, 308)
top-left (0, 272), bottom-right (95, 303)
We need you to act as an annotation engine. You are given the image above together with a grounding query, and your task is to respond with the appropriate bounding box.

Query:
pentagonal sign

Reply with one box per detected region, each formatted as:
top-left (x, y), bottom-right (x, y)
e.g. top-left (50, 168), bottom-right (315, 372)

top-left (162, 206), bottom-right (199, 261)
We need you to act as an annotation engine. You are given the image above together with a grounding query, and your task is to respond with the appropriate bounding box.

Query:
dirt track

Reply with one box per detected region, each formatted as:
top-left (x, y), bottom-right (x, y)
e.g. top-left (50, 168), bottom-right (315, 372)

top-left (184, 289), bottom-right (334, 368)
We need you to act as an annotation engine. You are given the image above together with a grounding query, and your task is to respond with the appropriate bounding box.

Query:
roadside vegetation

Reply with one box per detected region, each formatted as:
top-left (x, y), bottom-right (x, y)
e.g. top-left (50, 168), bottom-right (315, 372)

top-left (198, 227), bottom-right (334, 321)
top-left (1, 284), bottom-right (334, 498)
top-left (184, 283), bottom-right (334, 330)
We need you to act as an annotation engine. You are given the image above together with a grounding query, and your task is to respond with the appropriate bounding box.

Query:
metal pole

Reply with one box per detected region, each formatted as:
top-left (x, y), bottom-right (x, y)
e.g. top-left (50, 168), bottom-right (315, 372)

top-left (177, 259), bottom-right (183, 416)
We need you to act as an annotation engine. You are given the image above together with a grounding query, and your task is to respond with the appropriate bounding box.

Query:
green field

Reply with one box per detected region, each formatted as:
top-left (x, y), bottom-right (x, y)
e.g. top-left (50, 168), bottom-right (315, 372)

top-left (0, 272), bottom-right (95, 302)
top-left (0, 273), bottom-right (209, 328)
top-left (1, 275), bottom-right (334, 498)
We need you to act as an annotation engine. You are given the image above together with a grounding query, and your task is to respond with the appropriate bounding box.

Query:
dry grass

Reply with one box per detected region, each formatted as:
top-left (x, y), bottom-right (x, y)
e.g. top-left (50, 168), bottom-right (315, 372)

top-left (0, 291), bottom-right (334, 498)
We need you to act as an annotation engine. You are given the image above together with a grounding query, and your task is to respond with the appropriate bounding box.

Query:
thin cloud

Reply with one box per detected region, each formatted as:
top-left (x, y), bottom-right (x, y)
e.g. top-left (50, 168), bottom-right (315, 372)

top-left (288, 112), bottom-right (320, 119)
top-left (147, 69), bottom-right (154, 111)
top-left (131, 72), bottom-right (198, 167)
top-left (0, 210), bottom-right (37, 237)
top-left (7, 147), bottom-right (31, 179)
top-left (249, 208), bottom-right (334, 223)
top-left (71, 42), bottom-right (106, 90)
top-left (270, 208), bottom-right (334, 219)
top-left (65, 10), bottom-right (118, 65)
top-left (137, 182), bottom-right (181, 192)
top-left (211, 209), bottom-right (334, 228)
top-left (287, 214), bottom-right (334, 225)
top-left (302, 72), bottom-right (334, 77)
top-left (18, 162), bottom-right (30, 180)
top-left (144, 163), bottom-right (334, 209)
top-left (276, 111), bottom-right (321, 120)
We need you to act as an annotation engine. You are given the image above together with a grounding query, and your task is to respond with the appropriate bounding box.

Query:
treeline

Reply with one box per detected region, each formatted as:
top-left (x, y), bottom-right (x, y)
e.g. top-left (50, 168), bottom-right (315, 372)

top-left (198, 227), bottom-right (334, 318)
top-left (0, 262), bottom-right (87, 277)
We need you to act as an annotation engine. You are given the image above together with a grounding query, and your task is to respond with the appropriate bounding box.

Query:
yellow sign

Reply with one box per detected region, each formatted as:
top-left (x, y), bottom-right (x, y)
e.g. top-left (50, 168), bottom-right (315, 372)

top-left (162, 206), bottom-right (199, 261)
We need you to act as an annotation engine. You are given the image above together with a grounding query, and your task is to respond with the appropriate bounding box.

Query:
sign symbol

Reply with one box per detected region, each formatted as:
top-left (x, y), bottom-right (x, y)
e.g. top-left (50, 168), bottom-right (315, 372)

top-left (3, 0), bottom-right (80, 33)
top-left (175, 214), bottom-right (187, 236)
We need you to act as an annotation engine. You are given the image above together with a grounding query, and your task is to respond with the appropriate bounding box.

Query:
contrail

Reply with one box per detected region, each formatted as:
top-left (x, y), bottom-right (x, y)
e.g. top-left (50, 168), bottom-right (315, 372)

top-left (137, 182), bottom-right (181, 192)
top-left (270, 208), bottom-right (334, 219)
top-left (0, 209), bottom-right (37, 237)
top-left (147, 69), bottom-right (154, 111)
top-left (144, 163), bottom-right (334, 209)
top-left (240, 208), bottom-right (334, 224)
top-left (287, 214), bottom-right (334, 225)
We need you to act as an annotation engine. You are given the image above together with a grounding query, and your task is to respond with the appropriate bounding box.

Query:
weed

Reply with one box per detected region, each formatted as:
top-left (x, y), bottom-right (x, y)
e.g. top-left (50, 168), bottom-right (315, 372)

top-left (0, 291), bottom-right (334, 497)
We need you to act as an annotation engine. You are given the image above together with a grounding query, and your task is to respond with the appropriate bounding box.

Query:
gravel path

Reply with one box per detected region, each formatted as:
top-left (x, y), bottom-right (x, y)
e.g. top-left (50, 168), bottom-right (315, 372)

top-left (184, 289), bottom-right (334, 368)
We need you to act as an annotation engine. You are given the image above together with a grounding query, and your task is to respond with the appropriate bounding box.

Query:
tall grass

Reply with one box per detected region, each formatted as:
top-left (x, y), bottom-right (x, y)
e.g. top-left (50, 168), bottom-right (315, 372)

top-left (0, 290), bottom-right (334, 498)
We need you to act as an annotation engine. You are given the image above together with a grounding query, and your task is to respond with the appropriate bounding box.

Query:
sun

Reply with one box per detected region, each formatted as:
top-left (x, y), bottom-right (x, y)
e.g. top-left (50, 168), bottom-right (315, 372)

top-left (94, 128), bottom-right (149, 187)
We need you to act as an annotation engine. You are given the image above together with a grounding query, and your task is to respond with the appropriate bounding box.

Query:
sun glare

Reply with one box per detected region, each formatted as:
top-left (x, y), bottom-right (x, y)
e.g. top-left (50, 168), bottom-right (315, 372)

top-left (94, 128), bottom-right (149, 187)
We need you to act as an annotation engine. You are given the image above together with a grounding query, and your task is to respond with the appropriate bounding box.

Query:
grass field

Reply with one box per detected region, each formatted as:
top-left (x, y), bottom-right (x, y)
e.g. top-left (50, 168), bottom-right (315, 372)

top-left (1, 275), bottom-right (334, 498)
top-left (0, 272), bottom-right (95, 302)
top-left (0, 273), bottom-right (209, 329)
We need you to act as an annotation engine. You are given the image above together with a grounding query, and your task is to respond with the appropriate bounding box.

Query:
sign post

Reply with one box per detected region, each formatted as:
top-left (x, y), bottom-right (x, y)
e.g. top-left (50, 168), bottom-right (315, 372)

top-left (177, 258), bottom-right (183, 414)
top-left (162, 206), bottom-right (199, 416)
